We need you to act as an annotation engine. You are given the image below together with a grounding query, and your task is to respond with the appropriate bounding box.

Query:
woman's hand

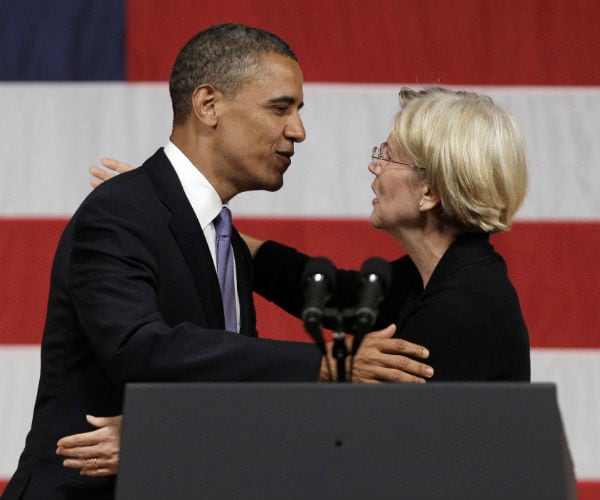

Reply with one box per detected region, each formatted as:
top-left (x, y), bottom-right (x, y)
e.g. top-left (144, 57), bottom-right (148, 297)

top-left (89, 158), bottom-right (134, 188)
top-left (56, 414), bottom-right (122, 476)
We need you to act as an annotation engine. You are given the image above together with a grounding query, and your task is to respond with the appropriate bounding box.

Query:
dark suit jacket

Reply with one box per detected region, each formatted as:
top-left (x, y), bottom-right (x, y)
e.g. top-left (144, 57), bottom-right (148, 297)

top-left (254, 233), bottom-right (530, 382)
top-left (4, 149), bottom-right (321, 500)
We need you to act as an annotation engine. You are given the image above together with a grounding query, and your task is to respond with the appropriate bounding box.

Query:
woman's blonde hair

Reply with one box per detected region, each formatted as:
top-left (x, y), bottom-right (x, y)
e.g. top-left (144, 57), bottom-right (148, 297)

top-left (392, 87), bottom-right (528, 233)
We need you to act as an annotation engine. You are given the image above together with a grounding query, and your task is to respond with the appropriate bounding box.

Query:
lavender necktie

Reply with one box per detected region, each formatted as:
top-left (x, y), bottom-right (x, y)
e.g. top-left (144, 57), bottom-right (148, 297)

top-left (214, 206), bottom-right (237, 332)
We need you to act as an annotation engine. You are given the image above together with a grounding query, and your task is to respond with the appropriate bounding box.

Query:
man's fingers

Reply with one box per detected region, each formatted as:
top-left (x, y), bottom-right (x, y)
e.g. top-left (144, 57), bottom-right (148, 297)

top-left (374, 338), bottom-right (430, 359)
top-left (352, 365), bottom-right (426, 383)
top-left (361, 326), bottom-right (430, 360)
top-left (363, 324), bottom-right (396, 339)
top-left (389, 356), bottom-right (434, 379)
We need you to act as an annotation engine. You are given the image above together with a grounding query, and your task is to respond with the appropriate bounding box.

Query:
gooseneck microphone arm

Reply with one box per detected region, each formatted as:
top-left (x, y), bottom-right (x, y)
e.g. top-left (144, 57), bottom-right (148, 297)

top-left (300, 257), bottom-right (391, 382)
top-left (301, 257), bottom-right (337, 379)
top-left (352, 257), bottom-right (391, 355)
top-left (348, 257), bottom-right (391, 381)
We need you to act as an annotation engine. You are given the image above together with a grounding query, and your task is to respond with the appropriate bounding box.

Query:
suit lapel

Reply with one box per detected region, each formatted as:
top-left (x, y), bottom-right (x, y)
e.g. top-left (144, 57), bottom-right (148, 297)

top-left (231, 230), bottom-right (257, 337)
top-left (142, 149), bottom-right (225, 329)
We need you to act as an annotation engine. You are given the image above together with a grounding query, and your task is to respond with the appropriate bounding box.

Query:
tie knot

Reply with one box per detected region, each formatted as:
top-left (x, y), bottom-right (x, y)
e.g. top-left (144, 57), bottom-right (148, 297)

top-left (214, 206), bottom-right (232, 238)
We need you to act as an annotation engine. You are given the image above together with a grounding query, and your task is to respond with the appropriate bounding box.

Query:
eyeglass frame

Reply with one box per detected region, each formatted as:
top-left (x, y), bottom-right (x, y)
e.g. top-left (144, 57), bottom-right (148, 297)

top-left (371, 143), bottom-right (422, 171)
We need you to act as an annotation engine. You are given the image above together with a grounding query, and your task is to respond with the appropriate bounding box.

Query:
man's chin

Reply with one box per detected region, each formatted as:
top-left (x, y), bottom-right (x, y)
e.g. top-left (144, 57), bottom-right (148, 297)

top-left (261, 175), bottom-right (285, 192)
top-left (235, 174), bottom-right (283, 194)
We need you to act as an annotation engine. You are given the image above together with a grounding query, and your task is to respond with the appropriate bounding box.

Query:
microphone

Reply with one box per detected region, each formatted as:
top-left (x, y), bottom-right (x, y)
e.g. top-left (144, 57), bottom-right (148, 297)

top-left (301, 257), bottom-right (336, 351)
top-left (352, 257), bottom-right (391, 354)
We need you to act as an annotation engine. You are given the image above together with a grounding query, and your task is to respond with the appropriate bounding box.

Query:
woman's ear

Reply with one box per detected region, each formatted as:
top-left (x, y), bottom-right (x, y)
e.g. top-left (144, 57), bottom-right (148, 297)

top-left (418, 183), bottom-right (441, 211)
top-left (191, 84), bottom-right (219, 126)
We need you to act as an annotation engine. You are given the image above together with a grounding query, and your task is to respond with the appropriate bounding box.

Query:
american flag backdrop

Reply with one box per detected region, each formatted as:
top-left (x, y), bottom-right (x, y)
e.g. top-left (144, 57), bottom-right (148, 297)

top-left (0, 0), bottom-right (599, 497)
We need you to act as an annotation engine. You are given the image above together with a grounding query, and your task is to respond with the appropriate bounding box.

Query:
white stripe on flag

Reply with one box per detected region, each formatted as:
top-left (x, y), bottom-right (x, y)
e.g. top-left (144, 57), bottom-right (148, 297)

top-left (0, 346), bottom-right (39, 477)
top-left (531, 348), bottom-right (600, 479)
top-left (0, 346), bottom-right (598, 480)
top-left (0, 83), bottom-right (599, 219)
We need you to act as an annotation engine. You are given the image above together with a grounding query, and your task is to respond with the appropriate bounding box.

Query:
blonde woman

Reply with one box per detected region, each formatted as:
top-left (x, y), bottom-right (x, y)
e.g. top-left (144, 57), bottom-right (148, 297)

top-left (249, 87), bottom-right (530, 381)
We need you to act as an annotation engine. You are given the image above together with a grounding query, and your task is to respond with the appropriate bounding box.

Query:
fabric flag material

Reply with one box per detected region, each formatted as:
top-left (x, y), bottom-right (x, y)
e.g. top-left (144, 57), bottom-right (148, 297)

top-left (1, 1), bottom-right (599, 498)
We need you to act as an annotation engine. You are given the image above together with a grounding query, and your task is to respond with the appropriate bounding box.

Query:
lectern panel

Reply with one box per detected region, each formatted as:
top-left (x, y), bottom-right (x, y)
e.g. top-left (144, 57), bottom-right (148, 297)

top-left (116, 383), bottom-right (575, 500)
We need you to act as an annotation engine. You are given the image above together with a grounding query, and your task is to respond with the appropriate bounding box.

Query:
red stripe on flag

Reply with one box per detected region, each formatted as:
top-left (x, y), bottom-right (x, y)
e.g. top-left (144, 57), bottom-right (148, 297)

top-left (1, 479), bottom-right (600, 498)
top-left (1, 219), bottom-right (597, 348)
top-left (237, 219), bottom-right (600, 347)
top-left (126, 0), bottom-right (600, 85)
top-left (0, 219), bottom-right (66, 344)
top-left (577, 481), bottom-right (600, 500)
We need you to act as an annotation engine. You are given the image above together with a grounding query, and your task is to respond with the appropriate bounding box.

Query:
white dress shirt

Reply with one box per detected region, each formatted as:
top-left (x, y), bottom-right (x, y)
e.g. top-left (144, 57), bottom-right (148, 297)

top-left (164, 141), bottom-right (240, 331)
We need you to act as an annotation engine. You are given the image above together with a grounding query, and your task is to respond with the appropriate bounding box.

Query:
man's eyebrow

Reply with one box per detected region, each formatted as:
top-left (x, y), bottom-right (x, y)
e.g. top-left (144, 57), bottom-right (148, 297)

top-left (266, 96), bottom-right (304, 109)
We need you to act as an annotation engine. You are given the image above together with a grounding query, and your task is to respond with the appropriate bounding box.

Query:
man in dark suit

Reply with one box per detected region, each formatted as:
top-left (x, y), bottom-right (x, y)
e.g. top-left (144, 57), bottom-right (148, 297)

top-left (3, 24), bottom-right (430, 499)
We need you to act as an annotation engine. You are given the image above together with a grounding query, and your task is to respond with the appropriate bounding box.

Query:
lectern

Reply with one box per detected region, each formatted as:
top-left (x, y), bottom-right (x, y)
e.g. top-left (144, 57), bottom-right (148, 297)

top-left (115, 383), bottom-right (575, 500)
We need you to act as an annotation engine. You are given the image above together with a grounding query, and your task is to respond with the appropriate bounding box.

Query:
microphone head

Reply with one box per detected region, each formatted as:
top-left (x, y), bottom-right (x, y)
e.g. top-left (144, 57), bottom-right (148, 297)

top-left (358, 257), bottom-right (391, 292)
top-left (301, 257), bottom-right (337, 288)
top-left (301, 257), bottom-right (337, 351)
top-left (352, 257), bottom-right (392, 343)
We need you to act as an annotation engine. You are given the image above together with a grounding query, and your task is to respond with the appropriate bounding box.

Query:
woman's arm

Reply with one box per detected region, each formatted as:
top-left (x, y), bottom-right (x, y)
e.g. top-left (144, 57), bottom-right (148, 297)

top-left (239, 233), bottom-right (264, 258)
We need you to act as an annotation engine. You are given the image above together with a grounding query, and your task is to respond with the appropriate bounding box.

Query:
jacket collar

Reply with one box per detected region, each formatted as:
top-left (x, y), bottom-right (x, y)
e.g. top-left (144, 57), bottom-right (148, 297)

top-left (141, 148), bottom-right (256, 336)
top-left (143, 148), bottom-right (224, 328)
top-left (427, 233), bottom-right (494, 289)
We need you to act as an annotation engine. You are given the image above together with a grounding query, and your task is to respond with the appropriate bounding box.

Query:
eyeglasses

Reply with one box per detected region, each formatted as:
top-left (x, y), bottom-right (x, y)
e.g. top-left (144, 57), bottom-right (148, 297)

top-left (371, 143), bottom-right (418, 170)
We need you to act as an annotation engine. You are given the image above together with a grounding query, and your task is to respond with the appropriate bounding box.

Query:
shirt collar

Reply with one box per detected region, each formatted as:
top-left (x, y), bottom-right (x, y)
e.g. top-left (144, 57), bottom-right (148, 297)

top-left (163, 141), bottom-right (223, 229)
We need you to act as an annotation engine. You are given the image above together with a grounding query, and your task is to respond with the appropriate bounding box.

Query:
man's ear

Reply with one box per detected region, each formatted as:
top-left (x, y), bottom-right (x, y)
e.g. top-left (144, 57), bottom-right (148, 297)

top-left (191, 84), bottom-right (219, 126)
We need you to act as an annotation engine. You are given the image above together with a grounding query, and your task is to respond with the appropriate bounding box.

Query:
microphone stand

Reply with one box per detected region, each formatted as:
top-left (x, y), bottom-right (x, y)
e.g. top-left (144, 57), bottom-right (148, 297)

top-left (322, 308), bottom-right (356, 383)
top-left (302, 257), bottom-right (390, 383)
top-left (332, 330), bottom-right (347, 382)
